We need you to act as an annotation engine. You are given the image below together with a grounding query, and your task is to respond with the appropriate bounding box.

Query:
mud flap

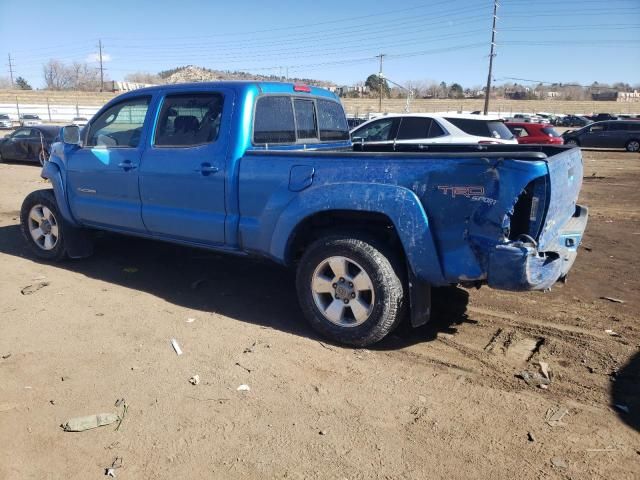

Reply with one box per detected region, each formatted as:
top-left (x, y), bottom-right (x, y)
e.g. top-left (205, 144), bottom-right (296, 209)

top-left (408, 267), bottom-right (431, 328)
top-left (63, 220), bottom-right (93, 259)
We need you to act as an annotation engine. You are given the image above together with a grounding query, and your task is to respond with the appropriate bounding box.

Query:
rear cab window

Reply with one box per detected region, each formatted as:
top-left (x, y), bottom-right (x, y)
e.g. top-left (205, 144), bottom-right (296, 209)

top-left (253, 95), bottom-right (348, 145)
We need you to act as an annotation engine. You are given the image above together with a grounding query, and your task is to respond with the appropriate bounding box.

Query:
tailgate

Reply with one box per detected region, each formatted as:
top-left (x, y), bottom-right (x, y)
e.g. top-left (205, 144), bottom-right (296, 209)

top-left (537, 147), bottom-right (583, 251)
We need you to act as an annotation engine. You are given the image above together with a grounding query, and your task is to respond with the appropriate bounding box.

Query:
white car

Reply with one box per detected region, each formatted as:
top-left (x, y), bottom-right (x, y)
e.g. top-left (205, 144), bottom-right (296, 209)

top-left (350, 113), bottom-right (517, 146)
top-left (19, 114), bottom-right (43, 127)
top-left (71, 117), bottom-right (89, 127)
top-left (0, 114), bottom-right (12, 129)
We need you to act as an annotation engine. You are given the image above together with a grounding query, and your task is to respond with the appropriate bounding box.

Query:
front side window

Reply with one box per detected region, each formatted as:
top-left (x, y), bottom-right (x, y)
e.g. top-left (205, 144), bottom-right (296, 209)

top-left (352, 118), bottom-right (396, 142)
top-left (11, 128), bottom-right (32, 139)
top-left (317, 99), bottom-right (349, 141)
top-left (155, 93), bottom-right (224, 147)
top-left (87, 96), bottom-right (150, 148)
top-left (254, 96), bottom-right (296, 144)
top-left (589, 124), bottom-right (607, 133)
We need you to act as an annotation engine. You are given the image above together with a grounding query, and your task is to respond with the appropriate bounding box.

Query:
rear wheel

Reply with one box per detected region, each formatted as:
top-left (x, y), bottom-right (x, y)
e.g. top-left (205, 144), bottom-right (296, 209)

top-left (20, 189), bottom-right (67, 261)
top-left (296, 234), bottom-right (405, 346)
top-left (625, 139), bottom-right (640, 153)
top-left (565, 138), bottom-right (579, 147)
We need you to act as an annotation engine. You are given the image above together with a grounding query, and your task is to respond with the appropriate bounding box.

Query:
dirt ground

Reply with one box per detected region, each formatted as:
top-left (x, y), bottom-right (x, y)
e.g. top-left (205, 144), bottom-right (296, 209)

top-left (0, 149), bottom-right (638, 479)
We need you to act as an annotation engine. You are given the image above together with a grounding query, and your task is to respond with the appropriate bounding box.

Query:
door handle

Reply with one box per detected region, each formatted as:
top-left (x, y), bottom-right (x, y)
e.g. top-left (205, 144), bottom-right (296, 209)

top-left (194, 163), bottom-right (219, 175)
top-left (118, 160), bottom-right (137, 171)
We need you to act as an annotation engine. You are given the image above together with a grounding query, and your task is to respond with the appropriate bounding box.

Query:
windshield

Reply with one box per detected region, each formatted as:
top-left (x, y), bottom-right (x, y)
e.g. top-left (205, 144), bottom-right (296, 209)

top-left (445, 118), bottom-right (514, 140)
top-left (0, 114), bottom-right (9, 120)
top-left (23, 115), bottom-right (38, 119)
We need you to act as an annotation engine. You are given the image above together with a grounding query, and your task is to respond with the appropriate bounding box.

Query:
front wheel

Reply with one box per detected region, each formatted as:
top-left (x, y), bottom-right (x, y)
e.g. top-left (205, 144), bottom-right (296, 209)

top-left (625, 139), bottom-right (640, 153)
top-left (296, 234), bottom-right (405, 346)
top-left (20, 189), bottom-right (67, 261)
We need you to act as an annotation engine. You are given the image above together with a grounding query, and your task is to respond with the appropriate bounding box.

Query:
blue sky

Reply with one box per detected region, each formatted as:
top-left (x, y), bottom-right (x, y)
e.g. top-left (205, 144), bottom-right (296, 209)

top-left (1, 0), bottom-right (639, 89)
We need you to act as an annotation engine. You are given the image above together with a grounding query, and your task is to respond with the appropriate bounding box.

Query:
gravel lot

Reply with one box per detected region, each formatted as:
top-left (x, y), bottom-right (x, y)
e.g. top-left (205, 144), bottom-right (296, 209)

top-left (0, 148), bottom-right (638, 479)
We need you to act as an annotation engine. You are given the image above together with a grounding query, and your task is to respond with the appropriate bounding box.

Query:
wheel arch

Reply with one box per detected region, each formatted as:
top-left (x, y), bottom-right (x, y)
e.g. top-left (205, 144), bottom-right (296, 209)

top-left (269, 182), bottom-right (445, 286)
top-left (41, 160), bottom-right (78, 226)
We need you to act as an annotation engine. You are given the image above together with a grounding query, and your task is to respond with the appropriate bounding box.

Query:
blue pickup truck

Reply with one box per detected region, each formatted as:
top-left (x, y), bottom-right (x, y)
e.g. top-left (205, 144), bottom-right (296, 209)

top-left (20, 81), bottom-right (588, 346)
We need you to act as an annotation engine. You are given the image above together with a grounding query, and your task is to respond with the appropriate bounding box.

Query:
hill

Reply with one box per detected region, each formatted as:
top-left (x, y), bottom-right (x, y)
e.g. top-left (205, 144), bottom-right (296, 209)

top-left (157, 65), bottom-right (335, 88)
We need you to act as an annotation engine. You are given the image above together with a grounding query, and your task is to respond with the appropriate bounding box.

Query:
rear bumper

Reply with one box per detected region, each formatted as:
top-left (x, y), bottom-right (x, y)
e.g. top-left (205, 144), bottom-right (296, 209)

top-left (487, 204), bottom-right (588, 291)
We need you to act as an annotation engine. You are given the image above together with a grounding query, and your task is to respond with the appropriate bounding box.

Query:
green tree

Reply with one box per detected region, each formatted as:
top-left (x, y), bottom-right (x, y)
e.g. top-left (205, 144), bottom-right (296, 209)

top-left (448, 83), bottom-right (464, 99)
top-left (15, 76), bottom-right (32, 90)
top-left (365, 74), bottom-right (390, 97)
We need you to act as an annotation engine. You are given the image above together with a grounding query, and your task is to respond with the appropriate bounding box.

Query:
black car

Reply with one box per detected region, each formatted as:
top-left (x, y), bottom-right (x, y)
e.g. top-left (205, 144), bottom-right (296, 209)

top-left (561, 115), bottom-right (592, 127)
top-left (590, 113), bottom-right (618, 122)
top-left (0, 125), bottom-right (60, 165)
top-left (562, 121), bottom-right (640, 152)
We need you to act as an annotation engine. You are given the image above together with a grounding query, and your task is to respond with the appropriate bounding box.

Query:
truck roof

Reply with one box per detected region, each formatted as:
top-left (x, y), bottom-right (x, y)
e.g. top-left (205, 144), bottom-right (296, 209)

top-left (113, 81), bottom-right (339, 101)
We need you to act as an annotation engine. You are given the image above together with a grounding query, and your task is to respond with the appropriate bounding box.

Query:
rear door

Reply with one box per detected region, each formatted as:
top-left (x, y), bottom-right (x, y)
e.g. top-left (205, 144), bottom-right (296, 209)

top-left (66, 95), bottom-right (152, 231)
top-left (139, 90), bottom-right (231, 245)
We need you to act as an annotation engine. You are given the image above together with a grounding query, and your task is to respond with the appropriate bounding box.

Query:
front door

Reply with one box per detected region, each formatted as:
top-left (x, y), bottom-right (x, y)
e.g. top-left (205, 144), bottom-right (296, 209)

top-left (66, 95), bottom-right (153, 232)
top-left (139, 90), bottom-right (230, 245)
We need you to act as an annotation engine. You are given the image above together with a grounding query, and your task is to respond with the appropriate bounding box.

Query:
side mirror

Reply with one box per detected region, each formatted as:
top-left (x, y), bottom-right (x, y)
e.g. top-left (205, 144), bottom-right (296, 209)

top-left (62, 125), bottom-right (81, 145)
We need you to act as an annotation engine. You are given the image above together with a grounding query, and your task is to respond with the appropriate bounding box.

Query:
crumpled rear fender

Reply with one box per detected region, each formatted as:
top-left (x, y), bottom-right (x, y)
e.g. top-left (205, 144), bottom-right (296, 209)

top-left (269, 182), bottom-right (445, 286)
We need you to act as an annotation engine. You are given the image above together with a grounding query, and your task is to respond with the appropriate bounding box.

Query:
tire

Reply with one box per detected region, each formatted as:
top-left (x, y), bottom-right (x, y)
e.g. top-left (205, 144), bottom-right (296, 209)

top-left (625, 139), bottom-right (640, 153)
top-left (20, 189), bottom-right (67, 261)
top-left (296, 233), bottom-right (406, 347)
top-left (565, 138), bottom-right (579, 147)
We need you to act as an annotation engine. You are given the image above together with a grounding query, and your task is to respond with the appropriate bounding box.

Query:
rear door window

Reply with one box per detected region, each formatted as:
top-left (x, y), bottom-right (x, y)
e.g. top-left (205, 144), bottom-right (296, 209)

top-left (397, 117), bottom-right (432, 140)
top-left (155, 93), bottom-right (224, 147)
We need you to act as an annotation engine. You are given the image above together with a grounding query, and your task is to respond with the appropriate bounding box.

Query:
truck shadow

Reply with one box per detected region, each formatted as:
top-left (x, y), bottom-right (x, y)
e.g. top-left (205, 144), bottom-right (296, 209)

top-left (611, 351), bottom-right (640, 432)
top-left (0, 224), bottom-right (470, 349)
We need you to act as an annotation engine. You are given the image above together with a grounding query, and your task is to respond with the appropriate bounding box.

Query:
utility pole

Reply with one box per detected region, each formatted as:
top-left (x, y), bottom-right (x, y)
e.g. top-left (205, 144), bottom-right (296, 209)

top-left (483, 0), bottom-right (499, 115)
top-left (98, 40), bottom-right (104, 92)
top-left (7, 53), bottom-right (15, 87)
top-left (376, 53), bottom-right (386, 111)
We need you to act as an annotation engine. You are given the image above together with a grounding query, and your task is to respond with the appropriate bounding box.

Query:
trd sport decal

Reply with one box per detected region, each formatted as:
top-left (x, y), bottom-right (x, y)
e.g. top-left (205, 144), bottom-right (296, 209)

top-left (437, 185), bottom-right (497, 206)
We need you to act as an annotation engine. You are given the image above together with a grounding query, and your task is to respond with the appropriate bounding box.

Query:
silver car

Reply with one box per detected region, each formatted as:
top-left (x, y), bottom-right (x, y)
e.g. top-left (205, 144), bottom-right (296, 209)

top-left (19, 114), bottom-right (43, 127)
top-left (0, 114), bottom-right (12, 129)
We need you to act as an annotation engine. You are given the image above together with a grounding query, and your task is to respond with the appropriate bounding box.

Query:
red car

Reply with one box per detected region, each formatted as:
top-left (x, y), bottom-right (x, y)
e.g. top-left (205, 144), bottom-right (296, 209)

top-left (505, 122), bottom-right (564, 145)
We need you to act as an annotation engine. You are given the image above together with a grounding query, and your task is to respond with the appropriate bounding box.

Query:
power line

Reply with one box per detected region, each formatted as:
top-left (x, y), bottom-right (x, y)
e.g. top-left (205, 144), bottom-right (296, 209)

top-left (484, 0), bottom-right (499, 115)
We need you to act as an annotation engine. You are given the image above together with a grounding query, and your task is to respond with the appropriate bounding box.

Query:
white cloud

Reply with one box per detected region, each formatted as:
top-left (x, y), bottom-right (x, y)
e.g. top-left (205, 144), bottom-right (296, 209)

top-left (86, 53), bottom-right (112, 63)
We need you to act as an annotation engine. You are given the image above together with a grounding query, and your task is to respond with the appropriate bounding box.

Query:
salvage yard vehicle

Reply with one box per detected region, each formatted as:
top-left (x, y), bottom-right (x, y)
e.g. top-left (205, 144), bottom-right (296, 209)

top-left (0, 125), bottom-right (60, 165)
top-left (562, 120), bottom-right (640, 152)
top-left (19, 82), bottom-right (588, 346)
top-left (505, 122), bottom-right (564, 145)
top-left (0, 113), bottom-right (12, 129)
top-left (19, 114), bottom-right (43, 126)
top-left (350, 113), bottom-right (517, 146)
